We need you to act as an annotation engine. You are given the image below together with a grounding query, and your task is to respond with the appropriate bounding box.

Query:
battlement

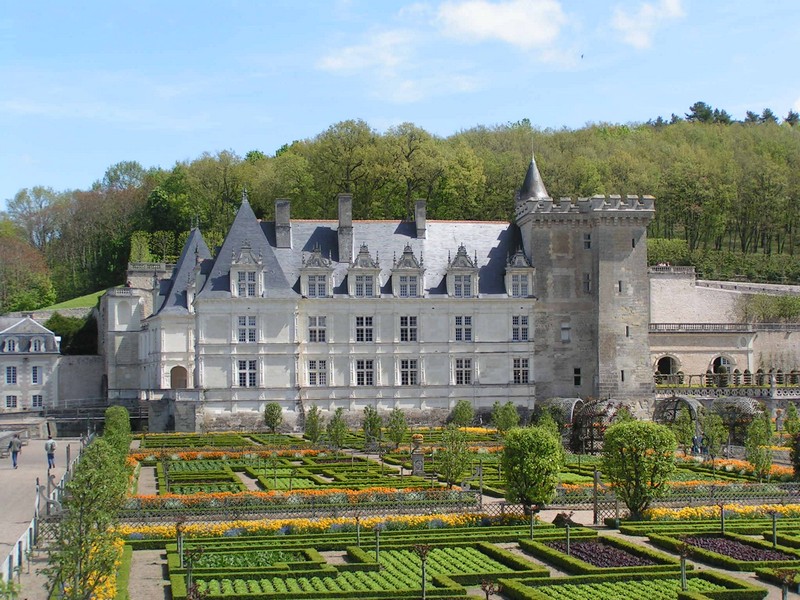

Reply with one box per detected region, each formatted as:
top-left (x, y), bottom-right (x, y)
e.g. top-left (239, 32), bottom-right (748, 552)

top-left (515, 194), bottom-right (655, 221)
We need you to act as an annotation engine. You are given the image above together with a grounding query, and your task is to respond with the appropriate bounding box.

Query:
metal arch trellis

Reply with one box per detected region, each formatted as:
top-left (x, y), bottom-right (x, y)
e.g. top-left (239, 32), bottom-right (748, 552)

top-left (653, 396), bottom-right (704, 425)
top-left (569, 398), bottom-right (617, 454)
top-left (711, 397), bottom-right (762, 445)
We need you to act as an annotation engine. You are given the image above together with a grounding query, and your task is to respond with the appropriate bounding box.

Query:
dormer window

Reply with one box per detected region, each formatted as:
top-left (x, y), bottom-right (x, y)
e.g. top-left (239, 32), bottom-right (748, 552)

top-left (392, 244), bottom-right (424, 298)
top-left (230, 240), bottom-right (263, 298)
top-left (446, 243), bottom-right (478, 298)
top-left (301, 245), bottom-right (333, 298)
top-left (348, 244), bottom-right (380, 298)
top-left (4, 339), bottom-right (17, 352)
top-left (505, 248), bottom-right (535, 298)
top-left (237, 271), bottom-right (257, 297)
top-left (31, 338), bottom-right (42, 352)
top-left (307, 275), bottom-right (327, 298)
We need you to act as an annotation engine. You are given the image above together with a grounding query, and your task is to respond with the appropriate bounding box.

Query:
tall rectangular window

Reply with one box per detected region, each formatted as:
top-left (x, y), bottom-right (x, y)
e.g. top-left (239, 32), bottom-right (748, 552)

top-left (355, 316), bottom-right (374, 342)
top-left (454, 316), bottom-right (473, 342)
top-left (31, 394), bottom-right (43, 408)
top-left (582, 273), bottom-right (592, 294)
top-left (618, 280), bottom-right (623, 293)
top-left (620, 370), bottom-right (625, 382)
top-left (513, 358), bottom-right (529, 384)
top-left (5, 366), bottom-right (16, 385)
top-left (355, 359), bottom-right (374, 386)
top-left (31, 366), bottom-right (40, 385)
top-left (308, 316), bottom-right (327, 342)
top-left (583, 233), bottom-right (591, 249)
top-left (237, 316), bottom-right (257, 343)
top-left (355, 274), bottom-right (374, 297)
top-left (5, 395), bottom-right (17, 408)
top-left (400, 316), bottom-right (418, 342)
top-left (238, 360), bottom-right (257, 387)
top-left (32, 339), bottom-right (42, 352)
top-left (399, 275), bottom-right (418, 298)
top-left (308, 360), bottom-right (327, 386)
top-left (512, 315), bottom-right (529, 342)
top-left (561, 322), bottom-right (571, 342)
top-left (238, 271), bottom-right (257, 297)
top-left (573, 368), bottom-right (582, 386)
top-left (511, 274), bottom-right (529, 297)
top-left (400, 359), bottom-right (418, 385)
top-left (6, 340), bottom-right (16, 352)
top-left (455, 358), bottom-right (472, 385)
top-left (454, 275), bottom-right (472, 298)
top-left (307, 275), bottom-right (327, 297)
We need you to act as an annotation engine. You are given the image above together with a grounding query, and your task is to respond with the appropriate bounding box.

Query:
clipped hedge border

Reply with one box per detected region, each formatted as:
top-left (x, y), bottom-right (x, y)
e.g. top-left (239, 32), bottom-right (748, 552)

top-left (501, 570), bottom-right (768, 600)
top-left (620, 517), bottom-right (800, 537)
top-left (518, 534), bottom-right (683, 575)
top-left (648, 531), bottom-right (800, 571)
top-left (114, 544), bottom-right (133, 600)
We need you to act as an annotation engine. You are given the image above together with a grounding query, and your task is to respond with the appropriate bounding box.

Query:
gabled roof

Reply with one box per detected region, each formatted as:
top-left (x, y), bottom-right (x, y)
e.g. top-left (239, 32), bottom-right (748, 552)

top-left (0, 317), bottom-right (54, 336)
top-left (155, 228), bottom-right (212, 315)
top-left (519, 154), bottom-right (550, 201)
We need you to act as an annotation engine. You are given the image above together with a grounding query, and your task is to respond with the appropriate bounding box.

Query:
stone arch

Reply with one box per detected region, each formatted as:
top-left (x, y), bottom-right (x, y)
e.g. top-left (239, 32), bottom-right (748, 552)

top-left (170, 366), bottom-right (188, 390)
top-left (711, 355), bottom-right (735, 387)
top-left (654, 355), bottom-right (682, 385)
top-left (115, 300), bottom-right (131, 327)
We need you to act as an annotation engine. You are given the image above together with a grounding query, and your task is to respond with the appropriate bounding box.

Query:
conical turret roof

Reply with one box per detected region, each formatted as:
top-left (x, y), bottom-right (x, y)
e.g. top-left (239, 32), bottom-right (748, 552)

top-left (519, 153), bottom-right (550, 200)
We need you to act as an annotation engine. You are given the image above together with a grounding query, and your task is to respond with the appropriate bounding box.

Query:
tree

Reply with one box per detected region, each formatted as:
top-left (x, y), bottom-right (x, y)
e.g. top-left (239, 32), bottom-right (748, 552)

top-left (264, 403), bottom-right (283, 434)
top-left (450, 400), bottom-right (474, 428)
top-left (362, 405), bottom-right (383, 451)
top-left (304, 405), bottom-right (323, 445)
top-left (326, 407), bottom-right (348, 453)
top-left (601, 420), bottom-right (677, 519)
top-left (685, 101), bottom-right (714, 123)
top-left (535, 409), bottom-right (561, 441)
top-left (436, 425), bottom-right (470, 489)
top-left (491, 401), bottom-right (519, 436)
top-left (386, 407), bottom-right (409, 450)
top-left (760, 108), bottom-right (779, 124)
top-left (783, 403), bottom-right (800, 440)
top-left (671, 406), bottom-right (695, 456)
top-left (745, 411), bottom-right (774, 481)
top-left (45, 438), bottom-right (129, 599)
top-left (785, 110), bottom-right (800, 127)
top-left (103, 406), bottom-right (131, 457)
top-left (699, 411), bottom-right (727, 470)
top-left (502, 426), bottom-right (564, 509)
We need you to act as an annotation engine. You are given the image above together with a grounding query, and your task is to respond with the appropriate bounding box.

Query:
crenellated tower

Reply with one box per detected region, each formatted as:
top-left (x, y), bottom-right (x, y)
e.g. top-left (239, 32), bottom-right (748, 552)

top-left (515, 155), bottom-right (655, 406)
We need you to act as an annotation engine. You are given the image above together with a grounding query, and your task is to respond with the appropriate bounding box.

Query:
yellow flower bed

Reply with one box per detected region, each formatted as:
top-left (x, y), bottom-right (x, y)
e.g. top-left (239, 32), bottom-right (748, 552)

top-left (117, 512), bottom-right (484, 539)
top-left (644, 503), bottom-right (800, 521)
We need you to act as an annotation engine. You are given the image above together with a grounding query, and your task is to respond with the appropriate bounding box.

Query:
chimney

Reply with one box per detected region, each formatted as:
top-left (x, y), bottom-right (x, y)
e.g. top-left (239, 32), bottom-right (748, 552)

top-left (415, 199), bottom-right (427, 239)
top-left (275, 199), bottom-right (292, 248)
top-left (338, 193), bottom-right (354, 264)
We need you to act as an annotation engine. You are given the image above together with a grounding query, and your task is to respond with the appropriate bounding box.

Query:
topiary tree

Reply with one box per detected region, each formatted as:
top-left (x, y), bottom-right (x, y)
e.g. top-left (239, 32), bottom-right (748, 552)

top-left (671, 405), bottom-right (695, 456)
top-left (601, 420), bottom-right (677, 520)
top-left (264, 402), bottom-right (283, 434)
top-left (386, 407), bottom-right (408, 451)
top-left (502, 426), bottom-right (564, 511)
top-left (436, 425), bottom-right (471, 488)
top-left (745, 411), bottom-right (774, 481)
top-left (784, 403), bottom-right (800, 441)
top-left (304, 405), bottom-right (323, 445)
top-left (450, 400), bottom-right (474, 428)
top-left (326, 408), bottom-right (348, 454)
top-left (103, 405), bottom-right (132, 457)
top-left (699, 410), bottom-right (726, 472)
top-left (491, 401), bottom-right (520, 437)
top-left (362, 405), bottom-right (383, 451)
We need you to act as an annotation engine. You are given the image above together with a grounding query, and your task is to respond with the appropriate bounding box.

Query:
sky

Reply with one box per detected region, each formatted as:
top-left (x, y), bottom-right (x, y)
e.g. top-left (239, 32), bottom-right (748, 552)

top-left (1, 0), bottom-right (799, 208)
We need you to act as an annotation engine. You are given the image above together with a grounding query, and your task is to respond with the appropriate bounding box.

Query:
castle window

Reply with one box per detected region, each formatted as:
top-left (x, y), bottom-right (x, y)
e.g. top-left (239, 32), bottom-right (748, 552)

top-left (454, 275), bottom-right (472, 298)
top-left (237, 360), bottom-right (257, 387)
top-left (400, 316), bottom-right (417, 342)
top-left (355, 359), bottom-right (374, 386)
top-left (6, 366), bottom-right (16, 385)
top-left (512, 315), bottom-right (529, 342)
top-left (31, 366), bottom-right (40, 385)
top-left (355, 274), bottom-right (374, 297)
top-left (455, 358), bottom-right (473, 385)
top-left (308, 360), bottom-right (327, 386)
top-left (308, 316), bottom-right (327, 343)
top-left (237, 316), bottom-right (257, 343)
top-left (618, 280), bottom-right (623, 293)
top-left (583, 233), bottom-right (591, 250)
top-left (5, 339), bottom-right (16, 352)
top-left (355, 316), bottom-right (374, 342)
top-left (573, 368), bottom-right (581, 386)
top-left (31, 339), bottom-right (42, 352)
top-left (237, 271), bottom-right (257, 297)
top-left (454, 316), bottom-right (473, 342)
top-left (399, 275), bottom-right (418, 298)
top-left (400, 359), bottom-right (418, 385)
top-left (561, 322), bottom-right (571, 343)
top-left (5, 395), bottom-right (17, 408)
top-left (513, 358), bottom-right (529, 384)
top-left (511, 274), bottom-right (529, 297)
top-left (620, 370), bottom-right (625, 382)
top-left (632, 237), bottom-right (636, 248)
top-left (625, 325), bottom-right (630, 338)
top-left (31, 394), bottom-right (43, 408)
top-left (307, 275), bottom-right (327, 297)
top-left (582, 273), bottom-right (592, 294)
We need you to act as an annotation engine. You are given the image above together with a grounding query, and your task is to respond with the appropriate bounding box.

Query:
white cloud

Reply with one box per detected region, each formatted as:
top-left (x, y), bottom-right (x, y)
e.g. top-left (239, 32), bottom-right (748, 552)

top-left (611, 0), bottom-right (685, 49)
top-left (317, 30), bottom-right (415, 73)
top-left (437, 0), bottom-right (567, 50)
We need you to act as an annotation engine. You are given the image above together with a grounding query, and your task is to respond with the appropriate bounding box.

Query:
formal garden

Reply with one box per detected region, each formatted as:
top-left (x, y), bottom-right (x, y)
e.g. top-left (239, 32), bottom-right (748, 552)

top-left (32, 399), bottom-right (800, 599)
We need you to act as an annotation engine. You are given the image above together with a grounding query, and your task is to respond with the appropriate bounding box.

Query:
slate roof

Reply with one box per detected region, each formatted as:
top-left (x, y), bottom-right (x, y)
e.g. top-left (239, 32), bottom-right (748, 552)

top-left (518, 154), bottom-right (550, 201)
top-left (0, 317), bottom-right (54, 336)
top-left (155, 228), bottom-right (213, 315)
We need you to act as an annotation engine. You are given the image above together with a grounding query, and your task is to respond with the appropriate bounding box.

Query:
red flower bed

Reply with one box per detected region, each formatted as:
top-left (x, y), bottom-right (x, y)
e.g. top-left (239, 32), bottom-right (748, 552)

top-left (546, 539), bottom-right (657, 568)
top-left (682, 535), bottom-right (795, 561)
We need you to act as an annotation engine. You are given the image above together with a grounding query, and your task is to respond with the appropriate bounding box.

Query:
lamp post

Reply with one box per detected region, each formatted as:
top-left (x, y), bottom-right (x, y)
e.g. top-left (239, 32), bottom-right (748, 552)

top-left (413, 544), bottom-right (432, 600)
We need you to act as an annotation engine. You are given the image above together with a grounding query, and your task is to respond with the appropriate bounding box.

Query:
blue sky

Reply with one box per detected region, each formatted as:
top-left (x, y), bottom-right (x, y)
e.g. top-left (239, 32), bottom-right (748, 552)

top-left (1, 0), bottom-right (798, 208)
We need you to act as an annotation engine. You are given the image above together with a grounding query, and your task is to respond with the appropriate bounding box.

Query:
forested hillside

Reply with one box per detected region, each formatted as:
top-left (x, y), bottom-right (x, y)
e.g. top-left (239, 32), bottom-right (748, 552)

top-left (1, 103), bottom-right (799, 313)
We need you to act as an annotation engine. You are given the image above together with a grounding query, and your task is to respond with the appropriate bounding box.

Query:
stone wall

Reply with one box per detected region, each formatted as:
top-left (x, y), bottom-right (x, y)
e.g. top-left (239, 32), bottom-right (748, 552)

top-left (650, 271), bottom-right (740, 323)
top-left (57, 355), bottom-right (105, 402)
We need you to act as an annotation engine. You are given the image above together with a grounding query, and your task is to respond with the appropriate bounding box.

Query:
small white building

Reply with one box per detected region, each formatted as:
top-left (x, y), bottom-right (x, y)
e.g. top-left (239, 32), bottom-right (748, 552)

top-left (0, 316), bottom-right (60, 412)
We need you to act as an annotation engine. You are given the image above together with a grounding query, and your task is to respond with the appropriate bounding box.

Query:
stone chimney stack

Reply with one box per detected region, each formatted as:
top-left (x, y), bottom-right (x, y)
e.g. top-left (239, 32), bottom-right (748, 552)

top-left (338, 193), bottom-right (354, 264)
top-left (275, 199), bottom-right (292, 248)
top-left (415, 199), bottom-right (427, 239)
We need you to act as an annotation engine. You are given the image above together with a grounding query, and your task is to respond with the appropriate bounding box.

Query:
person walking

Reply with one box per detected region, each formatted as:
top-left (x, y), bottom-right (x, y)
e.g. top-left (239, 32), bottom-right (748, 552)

top-left (45, 435), bottom-right (56, 469)
top-left (7, 434), bottom-right (22, 469)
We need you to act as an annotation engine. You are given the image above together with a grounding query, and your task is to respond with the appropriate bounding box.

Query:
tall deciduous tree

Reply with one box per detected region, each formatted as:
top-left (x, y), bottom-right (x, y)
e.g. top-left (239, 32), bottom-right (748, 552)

top-left (699, 411), bottom-right (727, 471)
top-left (745, 411), bottom-right (774, 481)
top-left (362, 405), bottom-right (383, 451)
top-left (386, 407), bottom-right (409, 450)
top-left (671, 405), bottom-right (695, 456)
top-left (491, 401), bottom-right (520, 437)
top-left (502, 426), bottom-right (564, 509)
top-left (264, 403), bottom-right (283, 434)
top-left (326, 407), bottom-right (348, 454)
top-left (304, 405), bottom-right (323, 445)
top-left (449, 400), bottom-right (474, 429)
top-left (601, 420), bottom-right (677, 519)
top-left (436, 425), bottom-right (470, 489)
